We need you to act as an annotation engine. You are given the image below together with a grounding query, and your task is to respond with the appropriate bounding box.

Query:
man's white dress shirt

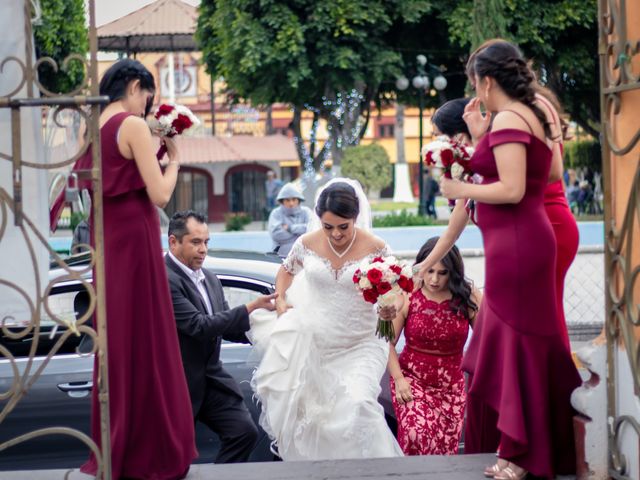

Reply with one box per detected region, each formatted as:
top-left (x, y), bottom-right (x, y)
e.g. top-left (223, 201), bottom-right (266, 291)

top-left (167, 251), bottom-right (213, 315)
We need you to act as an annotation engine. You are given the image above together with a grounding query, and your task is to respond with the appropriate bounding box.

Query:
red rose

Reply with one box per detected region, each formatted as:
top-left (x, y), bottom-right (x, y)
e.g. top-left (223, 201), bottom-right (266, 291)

top-left (155, 104), bottom-right (175, 119)
top-left (397, 275), bottom-right (413, 292)
top-left (390, 265), bottom-right (402, 274)
top-left (376, 281), bottom-right (392, 295)
top-left (352, 269), bottom-right (361, 284)
top-left (366, 268), bottom-right (383, 285)
top-left (372, 256), bottom-right (384, 263)
top-left (172, 113), bottom-right (193, 134)
top-left (425, 151), bottom-right (434, 165)
top-left (363, 288), bottom-right (379, 304)
top-left (440, 148), bottom-right (454, 167)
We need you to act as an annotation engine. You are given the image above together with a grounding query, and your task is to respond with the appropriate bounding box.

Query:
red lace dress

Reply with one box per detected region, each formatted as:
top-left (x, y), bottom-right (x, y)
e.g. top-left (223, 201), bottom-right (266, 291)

top-left (390, 290), bottom-right (469, 455)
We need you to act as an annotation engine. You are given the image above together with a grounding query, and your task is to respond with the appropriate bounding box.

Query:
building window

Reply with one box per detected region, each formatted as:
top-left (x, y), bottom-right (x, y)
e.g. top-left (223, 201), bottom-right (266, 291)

top-left (378, 124), bottom-right (395, 138)
top-left (165, 170), bottom-right (209, 218)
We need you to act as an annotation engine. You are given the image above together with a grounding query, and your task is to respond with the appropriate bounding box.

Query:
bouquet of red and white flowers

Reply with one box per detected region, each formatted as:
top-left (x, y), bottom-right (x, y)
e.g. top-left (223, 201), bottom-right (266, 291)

top-left (352, 255), bottom-right (414, 342)
top-left (422, 135), bottom-right (474, 180)
top-left (148, 103), bottom-right (200, 160)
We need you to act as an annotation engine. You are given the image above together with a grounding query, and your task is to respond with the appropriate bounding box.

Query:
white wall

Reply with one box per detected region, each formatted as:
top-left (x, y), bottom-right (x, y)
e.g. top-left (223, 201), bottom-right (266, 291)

top-left (0, 1), bottom-right (48, 327)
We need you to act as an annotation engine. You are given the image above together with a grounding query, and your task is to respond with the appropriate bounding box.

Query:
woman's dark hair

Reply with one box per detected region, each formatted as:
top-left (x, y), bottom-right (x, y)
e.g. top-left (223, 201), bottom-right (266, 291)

top-left (467, 40), bottom-right (553, 139)
top-left (432, 98), bottom-right (472, 137)
top-left (315, 182), bottom-right (359, 220)
top-left (414, 237), bottom-right (478, 321)
top-left (99, 59), bottom-right (155, 115)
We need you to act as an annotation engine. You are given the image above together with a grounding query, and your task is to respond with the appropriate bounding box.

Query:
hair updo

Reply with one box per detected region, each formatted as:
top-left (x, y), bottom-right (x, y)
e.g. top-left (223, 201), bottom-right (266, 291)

top-left (468, 40), bottom-right (552, 139)
top-left (432, 98), bottom-right (472, 138)
top-left (315, 182), bottom-right (360, 220)
top-left (99, 59), bottom-right (155, 115)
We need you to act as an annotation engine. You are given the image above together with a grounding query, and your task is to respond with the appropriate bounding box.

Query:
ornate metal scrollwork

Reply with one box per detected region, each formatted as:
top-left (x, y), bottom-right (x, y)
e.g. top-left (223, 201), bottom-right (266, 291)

top-left (0, 0), bottom-right (110, 477)
top-left (599, 0), bottom-right (640, 478)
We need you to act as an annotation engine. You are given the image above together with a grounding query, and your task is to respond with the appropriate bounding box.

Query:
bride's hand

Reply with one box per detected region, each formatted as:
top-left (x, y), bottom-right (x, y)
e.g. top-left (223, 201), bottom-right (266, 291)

top-left (378, 305), bottom-right (397, 321)
top-left (275, 298), bottom-right (290, 317)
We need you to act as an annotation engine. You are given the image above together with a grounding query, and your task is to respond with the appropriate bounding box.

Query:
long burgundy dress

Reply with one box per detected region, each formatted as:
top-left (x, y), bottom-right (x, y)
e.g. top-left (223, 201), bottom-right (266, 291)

top-left (461, 126), bottom-right (581, 478)
top-left (78, 112), bottom-right (197, 479)
top-left (464, 163), bottom-right (579, 457)
top-left (390, 291), bottom-right (468, 455)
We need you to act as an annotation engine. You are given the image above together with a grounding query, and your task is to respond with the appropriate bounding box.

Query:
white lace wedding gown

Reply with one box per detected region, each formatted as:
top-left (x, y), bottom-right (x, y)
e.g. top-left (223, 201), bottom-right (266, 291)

top-left (249, 238), bottom-right (403, 461)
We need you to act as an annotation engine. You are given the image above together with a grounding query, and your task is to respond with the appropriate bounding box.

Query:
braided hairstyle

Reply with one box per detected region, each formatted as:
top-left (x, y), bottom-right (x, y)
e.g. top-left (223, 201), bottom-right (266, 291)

top-left (432, 98), bottom-right (472, 138)
top-left (469, 40), bottom-right (553, 139)
top-left (99, 59), bottom-right (155, 116)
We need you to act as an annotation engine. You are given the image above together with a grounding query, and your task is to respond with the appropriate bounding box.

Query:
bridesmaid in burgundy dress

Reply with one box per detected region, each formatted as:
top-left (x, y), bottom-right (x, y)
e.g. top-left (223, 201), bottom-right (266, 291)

top-left (439, 41), bottom-right (581, 479)
top-left (52, 59), bottom-right (197, 479)
top-left (388, 238), bottom-right (480, 455)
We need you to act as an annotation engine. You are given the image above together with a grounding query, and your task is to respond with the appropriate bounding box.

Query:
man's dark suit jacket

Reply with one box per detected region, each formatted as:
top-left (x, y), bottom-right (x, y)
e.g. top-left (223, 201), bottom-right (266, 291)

top-left (165, 254), bottom-right (251, 416)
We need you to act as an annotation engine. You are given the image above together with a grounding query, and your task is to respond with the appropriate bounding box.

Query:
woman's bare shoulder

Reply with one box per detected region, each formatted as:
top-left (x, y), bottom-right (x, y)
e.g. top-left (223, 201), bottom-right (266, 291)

top-left (357, 229), bottom-right (386, 251)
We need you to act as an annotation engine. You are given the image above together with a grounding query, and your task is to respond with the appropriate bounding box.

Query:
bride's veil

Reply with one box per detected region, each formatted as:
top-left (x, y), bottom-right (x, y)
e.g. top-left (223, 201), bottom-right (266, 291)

top-left (306, 177), bottom-right (372, 233)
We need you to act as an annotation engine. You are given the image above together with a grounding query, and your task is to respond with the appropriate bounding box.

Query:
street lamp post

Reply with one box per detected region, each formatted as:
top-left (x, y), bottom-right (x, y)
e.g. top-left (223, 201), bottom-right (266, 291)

top-left (396, 55), bottom-right (447, 215)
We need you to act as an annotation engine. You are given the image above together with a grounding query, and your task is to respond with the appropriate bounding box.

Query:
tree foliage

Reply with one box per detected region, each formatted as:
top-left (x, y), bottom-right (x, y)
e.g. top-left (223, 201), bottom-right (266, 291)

top-left (341, 143), bottom-right (392, 193)
top-left (197, 0), bottom-right (466, 168)
top-left (445, 0), bottom-right (599, 136)
top-left (33, 0), bottom-right (88, 94)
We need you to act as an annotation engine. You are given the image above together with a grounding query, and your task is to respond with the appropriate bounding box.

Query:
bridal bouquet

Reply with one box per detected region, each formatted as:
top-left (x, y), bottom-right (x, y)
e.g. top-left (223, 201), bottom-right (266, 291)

top-left (352, 256), bottom-right (414, 342)
top-left (148, 103), bottom-right (200, 160)
top-left (422, 135), bottom-right (475, 207)
top-left (422, 135), bottom-right (474, 180)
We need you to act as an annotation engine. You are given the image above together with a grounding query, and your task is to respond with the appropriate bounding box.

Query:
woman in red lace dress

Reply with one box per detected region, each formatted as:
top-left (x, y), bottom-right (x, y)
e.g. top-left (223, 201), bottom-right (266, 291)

top-left (388, 237), bottom-right (480, 455)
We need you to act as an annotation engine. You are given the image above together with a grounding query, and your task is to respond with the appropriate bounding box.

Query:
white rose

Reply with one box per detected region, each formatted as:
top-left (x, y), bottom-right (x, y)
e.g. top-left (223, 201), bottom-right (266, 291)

top-left (359, 276), bottom-right (372, 289)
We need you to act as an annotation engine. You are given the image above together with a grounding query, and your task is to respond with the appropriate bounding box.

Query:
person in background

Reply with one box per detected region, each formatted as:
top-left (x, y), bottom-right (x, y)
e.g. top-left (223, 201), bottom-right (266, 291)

top-left (268, 183), bottom-right (313, 257)
top-left (423, 168), bottom-right (440, 218)
top-left (265, 170), bottom-right (283, 211)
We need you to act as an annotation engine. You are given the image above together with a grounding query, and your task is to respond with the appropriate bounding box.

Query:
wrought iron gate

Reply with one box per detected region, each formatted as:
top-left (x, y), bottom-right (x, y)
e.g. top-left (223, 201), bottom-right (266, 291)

top-left (599, 0), bottom-right (640, 478)
top-left (0, 0), bottom-right (111, 477)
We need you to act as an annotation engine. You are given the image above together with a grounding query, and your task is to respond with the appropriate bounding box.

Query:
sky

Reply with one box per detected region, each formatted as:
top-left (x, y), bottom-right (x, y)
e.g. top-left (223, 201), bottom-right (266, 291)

top-left (91, 0), bottom-right (200, 27)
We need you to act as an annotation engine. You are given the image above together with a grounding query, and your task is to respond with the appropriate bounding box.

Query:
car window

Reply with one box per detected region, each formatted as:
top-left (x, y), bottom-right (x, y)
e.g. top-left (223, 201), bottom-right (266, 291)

top-left (223, 285), bottom-right (265, 310)
top-left (1, 285), bottom-right (90, 358)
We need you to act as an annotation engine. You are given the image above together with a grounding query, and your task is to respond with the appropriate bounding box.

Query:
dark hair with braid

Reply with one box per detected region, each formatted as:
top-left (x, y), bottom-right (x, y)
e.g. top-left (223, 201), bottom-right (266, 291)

top-left (432, 98), bottom-right (472, 137)
top-left (468, 40), bottom-right (553, 139)
top-left (414, 237), bottom-right (478, 321)
top-left (99, 59), bottom-right (155, 116)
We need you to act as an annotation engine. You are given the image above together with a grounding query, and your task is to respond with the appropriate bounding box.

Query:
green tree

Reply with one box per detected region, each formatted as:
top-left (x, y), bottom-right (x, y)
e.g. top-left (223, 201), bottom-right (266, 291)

top-left (446, 0), bottom-right (599, 137)
top-left (33, 0), bottom-right (88, 94)
top-left (341, 143), bottom-right (392, 194)
top-left (197, 0), bottom-right (451, 170)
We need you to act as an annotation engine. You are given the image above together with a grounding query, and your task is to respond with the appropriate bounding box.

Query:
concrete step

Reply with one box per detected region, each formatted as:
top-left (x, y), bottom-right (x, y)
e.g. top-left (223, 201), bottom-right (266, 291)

top-left (0, 454), bottom-right (498, 480)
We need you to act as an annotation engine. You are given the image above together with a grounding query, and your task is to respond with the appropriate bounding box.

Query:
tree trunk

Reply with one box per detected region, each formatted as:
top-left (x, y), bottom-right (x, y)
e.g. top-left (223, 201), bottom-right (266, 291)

top-left (265, 104), bottom-right (274, 135)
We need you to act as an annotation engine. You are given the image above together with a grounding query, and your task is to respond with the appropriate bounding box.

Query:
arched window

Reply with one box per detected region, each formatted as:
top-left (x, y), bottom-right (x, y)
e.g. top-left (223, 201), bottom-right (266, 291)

top-left (165, 169), bottom-right (210, 218)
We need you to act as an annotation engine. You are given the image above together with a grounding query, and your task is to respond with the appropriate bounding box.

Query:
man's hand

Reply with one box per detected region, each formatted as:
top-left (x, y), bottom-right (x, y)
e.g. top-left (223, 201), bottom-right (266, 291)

top-left (282, 223), bottom-right (289, 231)
top-left (247, 293), bottom-right (278, 313)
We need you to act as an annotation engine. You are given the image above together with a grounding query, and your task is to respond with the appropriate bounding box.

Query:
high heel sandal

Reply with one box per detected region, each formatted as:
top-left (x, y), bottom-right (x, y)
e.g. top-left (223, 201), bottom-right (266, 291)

top-left (483, 458), bottom-right (508, 478)
top-left (494, 464), bottom-right (528, 480)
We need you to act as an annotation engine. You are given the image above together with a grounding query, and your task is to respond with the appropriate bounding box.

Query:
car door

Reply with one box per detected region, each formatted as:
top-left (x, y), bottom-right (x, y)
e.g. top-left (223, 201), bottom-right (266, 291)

top-left (0, 280), bottom-right (94, 471)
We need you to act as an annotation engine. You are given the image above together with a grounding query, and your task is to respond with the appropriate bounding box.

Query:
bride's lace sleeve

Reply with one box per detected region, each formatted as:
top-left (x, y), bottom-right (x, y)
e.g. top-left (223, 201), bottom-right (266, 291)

top-left (282, 238), bottom-right (306, 275)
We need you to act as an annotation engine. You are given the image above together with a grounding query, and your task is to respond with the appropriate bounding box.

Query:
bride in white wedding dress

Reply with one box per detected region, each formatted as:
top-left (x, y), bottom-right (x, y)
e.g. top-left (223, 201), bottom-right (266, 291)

top-left (249, 179), bottom-right (403, 461)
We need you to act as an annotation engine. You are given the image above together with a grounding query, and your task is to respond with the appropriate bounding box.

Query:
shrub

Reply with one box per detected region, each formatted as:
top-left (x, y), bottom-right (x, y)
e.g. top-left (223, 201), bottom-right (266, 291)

top-left (224, 212), bottom-right (252, 231)
top-left (372, 210), bottom-right (437, 227)
top-left (564, 139), bottom-right (601, 173)
top-left (342, 143), bottom-right (392, 194)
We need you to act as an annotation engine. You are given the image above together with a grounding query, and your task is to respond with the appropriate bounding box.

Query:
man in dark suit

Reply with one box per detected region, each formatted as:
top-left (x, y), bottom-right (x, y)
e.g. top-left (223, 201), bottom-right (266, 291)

top-left (165, 210), bottom-right (277, 463)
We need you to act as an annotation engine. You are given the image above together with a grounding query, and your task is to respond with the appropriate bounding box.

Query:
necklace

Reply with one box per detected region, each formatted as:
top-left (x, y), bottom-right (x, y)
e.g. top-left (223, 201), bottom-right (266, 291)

top-left (327, 229), bottom-right (357, 259)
